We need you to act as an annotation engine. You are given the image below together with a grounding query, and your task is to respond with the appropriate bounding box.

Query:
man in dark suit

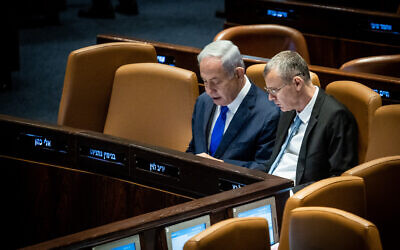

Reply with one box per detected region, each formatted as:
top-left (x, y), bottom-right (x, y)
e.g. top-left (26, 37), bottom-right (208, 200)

top-left (186, 40), bottom-right (280, 171)
top-left (264, 50), bottom-right (358, 192)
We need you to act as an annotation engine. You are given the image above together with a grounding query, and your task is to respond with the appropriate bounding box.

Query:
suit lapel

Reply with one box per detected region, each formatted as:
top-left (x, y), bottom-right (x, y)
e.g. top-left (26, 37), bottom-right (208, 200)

top-left (296, 89), bottom-right (326, 184)
top-left (202, 99), bottom-right (216, 154)
top-left (213, 84), bottom-right (256, 158)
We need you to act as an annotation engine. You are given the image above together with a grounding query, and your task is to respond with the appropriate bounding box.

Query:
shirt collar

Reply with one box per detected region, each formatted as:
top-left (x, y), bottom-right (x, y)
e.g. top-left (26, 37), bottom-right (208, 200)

top-left (226, 75), bottom-right (251, 114)
top-left (297, 85), bottom-right (319, 124)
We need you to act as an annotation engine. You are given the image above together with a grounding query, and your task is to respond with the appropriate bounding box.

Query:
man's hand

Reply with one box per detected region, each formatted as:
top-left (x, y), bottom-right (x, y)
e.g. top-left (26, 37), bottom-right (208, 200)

top-left (196, 152), bottom-right (223, 162)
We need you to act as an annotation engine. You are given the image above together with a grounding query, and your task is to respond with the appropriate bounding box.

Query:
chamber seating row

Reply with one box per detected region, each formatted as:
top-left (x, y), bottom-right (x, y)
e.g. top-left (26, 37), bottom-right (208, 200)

top-left (212, 23), bottom-right (400, 79)
top-left (223, 0), bottom-right (400, 68)
top-left (57, 39), bottom-right (400, 167)
top-left (192, 155), bottom-right (399, 249)
top-left (96, 34), bottom-right (400, 106)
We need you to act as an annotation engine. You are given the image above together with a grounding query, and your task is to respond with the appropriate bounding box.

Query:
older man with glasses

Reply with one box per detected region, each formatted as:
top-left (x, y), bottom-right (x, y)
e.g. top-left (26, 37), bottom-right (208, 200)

top-left (186, 40), bottom-right (280, 171)
top-left (264, 50), bottom-right (358, 192)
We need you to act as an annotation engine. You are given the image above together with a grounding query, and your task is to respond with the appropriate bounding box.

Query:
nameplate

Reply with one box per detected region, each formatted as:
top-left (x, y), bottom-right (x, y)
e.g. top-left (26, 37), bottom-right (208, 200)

top-left (80, 146), bottom-right (127, 167)
top-left (136, 158), bottom-right (180, 179)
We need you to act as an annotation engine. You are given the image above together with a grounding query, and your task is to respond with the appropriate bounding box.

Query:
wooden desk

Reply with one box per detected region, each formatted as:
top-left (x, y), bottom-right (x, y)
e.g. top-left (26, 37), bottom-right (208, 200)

top-left (0, 115), bottom-right (292, 249)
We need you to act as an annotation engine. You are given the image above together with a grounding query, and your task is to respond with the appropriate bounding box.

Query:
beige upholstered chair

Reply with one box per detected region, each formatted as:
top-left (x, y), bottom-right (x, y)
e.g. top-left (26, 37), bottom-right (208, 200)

top-left (214, 24), bottom-right (310, 64)
top-left (246, 63), bottom-right (320, 90)
top-left (289, 207), bottom-right (382, 250)
top-left (58, 42), bottom-right (157, 132)
top-left (278, 176), bottom-right (366, 250)
top-left (339, 54), bottom-right (400, 78)
top-left (342, 155), bottom-right (400, 249)
top-left (103, 63), bottom-right (199, 152)
top-left (183, 217), bottom-right (270, 250)
top-left (325, 81), bottom-right (382, 163)
top-left (364, 104), bottom-right (400, 161)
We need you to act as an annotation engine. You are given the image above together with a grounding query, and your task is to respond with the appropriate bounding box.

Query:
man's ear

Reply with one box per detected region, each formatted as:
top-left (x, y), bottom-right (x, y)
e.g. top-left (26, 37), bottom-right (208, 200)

top-left (235, 67), bottom-right (245, 78)
top-left (293, 75), bottom-right (303, 90)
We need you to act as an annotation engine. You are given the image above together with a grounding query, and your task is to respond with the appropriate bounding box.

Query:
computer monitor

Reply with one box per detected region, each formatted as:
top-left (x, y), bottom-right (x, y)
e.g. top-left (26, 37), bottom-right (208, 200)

top-left (92, 234), bottom-right (141, 250)
top-left (165, 214), bottom-right (211, 250)
top-left (232, 196), bottom-right (279, 245)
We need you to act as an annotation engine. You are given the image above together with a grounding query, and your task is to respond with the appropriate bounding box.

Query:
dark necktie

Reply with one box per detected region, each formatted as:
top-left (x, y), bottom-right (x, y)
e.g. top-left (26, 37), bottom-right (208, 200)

top-left (268, 115), bottom-right (302, 174)
top-left (209, 106), bottom-right (229, 156)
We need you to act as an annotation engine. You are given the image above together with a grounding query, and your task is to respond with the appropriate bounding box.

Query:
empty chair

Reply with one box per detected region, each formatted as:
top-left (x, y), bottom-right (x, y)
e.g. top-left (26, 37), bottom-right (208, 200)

top-left (339, 54), bottom-right (400, 78)
top-left (183, 217), bottom-right (270, 250)
top-left (342, 155), bottom-right (400, 249)
top-left (364, 104), bottom-right (400, 161)
top-left (214, 24), bottom-right (310, 63)
top-left (58, 42), bottom-right (157, 132)
top-left (278, 176), bottom-right (366, 250)
top-left (103, 63), bottom-right (199, 152)
top-left (289, 207), bottom-right (382, 250)
top-left (325, 81), bottom-right (382, 163)
top-left (246, 63), bottom-right (320, 90)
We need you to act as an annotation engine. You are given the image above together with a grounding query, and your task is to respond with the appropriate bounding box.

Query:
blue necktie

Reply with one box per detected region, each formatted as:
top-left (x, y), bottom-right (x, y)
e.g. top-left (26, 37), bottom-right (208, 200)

top-left (269, 115), bottom-right (302, 174)
top-left (209, 106), bottom-right (229, 156)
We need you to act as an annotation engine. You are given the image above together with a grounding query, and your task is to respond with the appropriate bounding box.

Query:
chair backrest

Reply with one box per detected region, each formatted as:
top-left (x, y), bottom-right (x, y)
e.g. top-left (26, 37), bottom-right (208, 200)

top-left (364, 104), bottom-right (400, 161)
top-left (58, 42), bottom-right (157, 132)
top-left (214, 24), bottom-right (310, 64)
top-left (278, 176), bottom-right (366, 250)
top-left (103, 63), bottom-right (199, 152)
top-left (339, 54), bottom-right (400, 78)
top-left (342, 155), bottom-right (400, 249)
top-left (325, 81), bottom-right (382, 163)
top-left (246, 63), bottom-right (320, 90)
top-left (289, 207), bottom-right (382, 250)
top-left (183, 217), bottom-right (270, 250)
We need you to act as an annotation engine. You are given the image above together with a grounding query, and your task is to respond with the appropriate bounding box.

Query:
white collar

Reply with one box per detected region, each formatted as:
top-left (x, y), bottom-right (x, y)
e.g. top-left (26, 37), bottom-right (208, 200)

top-left (297, 85), bottom-right (319, 124)
top-left (226, 75), bottom-right (251, 114)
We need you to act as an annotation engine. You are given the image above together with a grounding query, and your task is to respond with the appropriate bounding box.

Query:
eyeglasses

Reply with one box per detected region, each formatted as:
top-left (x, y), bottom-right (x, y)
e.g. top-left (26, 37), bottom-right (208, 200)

top-left (264, 81), bottom-right (289, 95)
top-left (264, 73), bottom-right (303, 95)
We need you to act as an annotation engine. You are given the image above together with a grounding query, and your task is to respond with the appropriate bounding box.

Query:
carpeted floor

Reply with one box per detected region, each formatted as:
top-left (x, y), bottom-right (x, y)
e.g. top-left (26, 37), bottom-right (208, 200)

top-left (0, 0), bottom-right (225, 124)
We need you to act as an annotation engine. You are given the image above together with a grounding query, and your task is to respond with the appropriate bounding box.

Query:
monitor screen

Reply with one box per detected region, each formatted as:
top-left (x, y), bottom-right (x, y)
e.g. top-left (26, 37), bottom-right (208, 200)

top-left (92, 234), bottom-right (141, 250)
top-left (232, 196), bottom-right (279, 245)
top-left (165, 215), bottom-right (211, 250)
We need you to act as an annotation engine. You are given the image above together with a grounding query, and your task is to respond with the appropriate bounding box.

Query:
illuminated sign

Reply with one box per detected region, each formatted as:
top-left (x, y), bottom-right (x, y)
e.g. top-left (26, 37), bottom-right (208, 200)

top-left (157, 55), bottom-right (176, 66)
top-left (80, 146), bottom-right (127, 166)
top-left (136, 158), bottom-right (180, 179)
top-left (267, 9), bottom-right (288, 18)
top-left (370, 22), bottom-right (392, 31)
top-left (19, 133), bottom-right (67, 154)
top-left (373, 89), bottom-right (390, 98)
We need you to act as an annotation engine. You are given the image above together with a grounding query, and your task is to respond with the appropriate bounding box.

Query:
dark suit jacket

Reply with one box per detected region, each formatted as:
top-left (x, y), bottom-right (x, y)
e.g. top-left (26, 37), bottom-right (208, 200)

top-left (187, 83), bottom-right (280, 171)
top-left (266, 89), bottom-right (358, 191)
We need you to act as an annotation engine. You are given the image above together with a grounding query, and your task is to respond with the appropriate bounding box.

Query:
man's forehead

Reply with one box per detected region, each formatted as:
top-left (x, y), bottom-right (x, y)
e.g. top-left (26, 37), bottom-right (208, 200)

top-left (265, 68), bottom-right (282, 80)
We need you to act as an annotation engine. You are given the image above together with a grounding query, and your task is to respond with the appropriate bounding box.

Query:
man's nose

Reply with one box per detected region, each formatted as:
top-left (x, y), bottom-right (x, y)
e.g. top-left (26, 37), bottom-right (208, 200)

top-left (268, 93), bottom-right (275, 101)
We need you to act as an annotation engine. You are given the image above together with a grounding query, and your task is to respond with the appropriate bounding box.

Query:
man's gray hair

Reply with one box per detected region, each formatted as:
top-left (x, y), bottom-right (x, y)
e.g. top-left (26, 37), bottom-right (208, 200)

top-left (197, 40), bottom-right (245, 77)
top-left (263, 50), bottom-right (310, 83)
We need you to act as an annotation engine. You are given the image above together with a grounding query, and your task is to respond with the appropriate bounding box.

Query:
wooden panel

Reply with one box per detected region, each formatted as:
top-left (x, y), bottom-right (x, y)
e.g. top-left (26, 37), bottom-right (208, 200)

top-left (304, 33), bottom-right (400, 68)
top-left (3, 156), bottom-right (191, 249)
top-left (22, 175), bottom-right (291, 250)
